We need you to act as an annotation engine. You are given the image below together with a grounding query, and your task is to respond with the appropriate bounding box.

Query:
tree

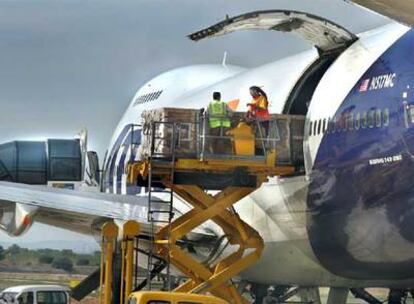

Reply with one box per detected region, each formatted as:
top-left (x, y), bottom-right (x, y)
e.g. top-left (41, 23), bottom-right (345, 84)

top-left (8, 244), bottom-right (21, 255)
top-left (76, 258), bottom-right (90, 266)
top-left (61, 249), bottom-right (74, 256)
top-left (39, 255), bottom-right (54, 264)
top-left (52, 257), bottom-right (73, 272)
top-left (0, 245), bottom-right (5, 261)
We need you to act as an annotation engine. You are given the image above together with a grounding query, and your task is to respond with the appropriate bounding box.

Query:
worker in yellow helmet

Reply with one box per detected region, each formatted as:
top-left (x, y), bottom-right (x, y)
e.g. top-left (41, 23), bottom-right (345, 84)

top-left (206, 92), bottom-right (232, 154)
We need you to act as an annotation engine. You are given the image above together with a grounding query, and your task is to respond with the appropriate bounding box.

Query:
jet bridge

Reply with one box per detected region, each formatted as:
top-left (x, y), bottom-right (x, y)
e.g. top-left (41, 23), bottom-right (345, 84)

top-left (126, 108), bottom-right (302, 303)
top-left (0, 139), bottom-right (82, 185)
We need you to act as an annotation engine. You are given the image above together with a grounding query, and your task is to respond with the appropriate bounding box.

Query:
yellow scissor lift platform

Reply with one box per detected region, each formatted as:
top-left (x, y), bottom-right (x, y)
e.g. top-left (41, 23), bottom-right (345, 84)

top-left (127, 118), bottom-right (295, 304)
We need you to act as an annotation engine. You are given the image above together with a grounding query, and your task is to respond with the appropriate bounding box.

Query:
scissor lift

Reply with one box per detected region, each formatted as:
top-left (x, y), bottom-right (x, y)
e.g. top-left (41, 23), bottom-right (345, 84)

top-left (127, 117), bottom-right (295, 303)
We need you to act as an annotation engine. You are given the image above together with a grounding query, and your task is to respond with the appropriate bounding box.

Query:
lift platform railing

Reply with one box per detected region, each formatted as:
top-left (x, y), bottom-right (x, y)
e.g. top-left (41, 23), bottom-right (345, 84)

top-left (199, 113), bottom-right (270, 161)
top-left (143, 113), bottom-right (295, 166)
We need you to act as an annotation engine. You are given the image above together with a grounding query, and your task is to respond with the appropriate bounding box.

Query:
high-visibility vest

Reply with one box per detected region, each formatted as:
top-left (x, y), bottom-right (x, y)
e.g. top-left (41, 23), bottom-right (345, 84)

top-left (208, 100), bottom-right (231, 128)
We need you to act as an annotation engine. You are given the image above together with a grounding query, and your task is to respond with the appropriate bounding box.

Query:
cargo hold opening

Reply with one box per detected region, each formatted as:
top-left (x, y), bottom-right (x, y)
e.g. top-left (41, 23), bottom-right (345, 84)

top-left (283, 54), bottom-right (337, 115)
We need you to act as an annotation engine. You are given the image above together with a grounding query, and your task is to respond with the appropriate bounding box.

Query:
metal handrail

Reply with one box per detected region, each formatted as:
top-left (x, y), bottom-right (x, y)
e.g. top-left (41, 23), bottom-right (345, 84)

top-left (145, 115), bottom-right (283, 164)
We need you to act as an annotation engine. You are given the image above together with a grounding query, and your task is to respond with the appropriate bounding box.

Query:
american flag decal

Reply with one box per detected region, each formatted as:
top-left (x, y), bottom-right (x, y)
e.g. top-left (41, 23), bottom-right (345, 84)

top-left (359, 79), bottom-right (370, 92)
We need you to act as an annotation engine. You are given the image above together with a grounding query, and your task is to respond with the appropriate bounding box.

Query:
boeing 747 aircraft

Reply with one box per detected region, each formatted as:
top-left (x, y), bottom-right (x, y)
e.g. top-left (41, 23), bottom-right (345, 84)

top-left (1, 1), bottom-right (414, 303)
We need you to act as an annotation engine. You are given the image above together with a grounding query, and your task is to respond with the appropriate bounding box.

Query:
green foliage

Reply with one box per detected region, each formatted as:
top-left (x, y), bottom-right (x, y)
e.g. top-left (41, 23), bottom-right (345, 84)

top-left (52, 256), bottom-right (73, 272)
top-left (8, 244), bottom-right (21, 255)
top-left (0, 245), bottom-right (99, 273)
top-left (76, 258), bottom-right (90, 266)
top-left (61, 249), bottom-right (74, 257)
top-left (0, 245), bottom-right (5, 261)
top-left (38, 255), bottom-right (54, 264)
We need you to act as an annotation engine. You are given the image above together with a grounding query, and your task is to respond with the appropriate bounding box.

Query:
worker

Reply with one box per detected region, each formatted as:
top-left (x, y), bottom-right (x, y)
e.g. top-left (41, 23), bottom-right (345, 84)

top-left (206, 92), bottom-right (232, 154)
top-left (247, 86), bottom-right (270, 144)
top-left (262, 286), bottom-right (278, 304)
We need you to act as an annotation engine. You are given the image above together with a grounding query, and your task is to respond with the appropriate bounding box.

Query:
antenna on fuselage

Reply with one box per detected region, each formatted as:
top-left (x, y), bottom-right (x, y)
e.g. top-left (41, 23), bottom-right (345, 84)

top-left (222, 51), bottom-right (228, 68)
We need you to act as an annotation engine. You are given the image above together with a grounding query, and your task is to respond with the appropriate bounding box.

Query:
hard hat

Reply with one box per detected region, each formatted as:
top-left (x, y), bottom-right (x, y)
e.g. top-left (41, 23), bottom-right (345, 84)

top-left (267, 286), bottom-right (275, 291)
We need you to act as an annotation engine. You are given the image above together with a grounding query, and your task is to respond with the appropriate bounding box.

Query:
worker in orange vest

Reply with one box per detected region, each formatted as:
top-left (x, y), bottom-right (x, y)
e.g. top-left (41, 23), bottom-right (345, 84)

top-left (247, 86), bottom-right (270, 137)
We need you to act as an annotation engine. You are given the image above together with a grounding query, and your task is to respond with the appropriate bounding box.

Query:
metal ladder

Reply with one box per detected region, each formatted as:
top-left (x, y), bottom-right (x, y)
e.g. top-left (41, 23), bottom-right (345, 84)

top-left (146, 121), bottom-right (177, 290)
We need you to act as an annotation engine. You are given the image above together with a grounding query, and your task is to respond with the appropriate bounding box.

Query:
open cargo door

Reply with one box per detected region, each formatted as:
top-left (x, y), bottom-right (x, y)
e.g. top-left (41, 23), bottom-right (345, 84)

top-left (188, 10), bottom-right (358, 55)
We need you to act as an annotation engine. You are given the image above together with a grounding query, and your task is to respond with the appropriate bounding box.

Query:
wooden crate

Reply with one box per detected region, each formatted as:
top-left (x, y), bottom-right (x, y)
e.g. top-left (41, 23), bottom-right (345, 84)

top-left (139, 108), bottom-right (201, 159)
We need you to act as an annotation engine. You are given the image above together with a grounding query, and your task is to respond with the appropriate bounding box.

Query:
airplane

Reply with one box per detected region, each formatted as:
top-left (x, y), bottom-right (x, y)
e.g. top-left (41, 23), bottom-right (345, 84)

top-left (1, 0), bottom-right (414, 303)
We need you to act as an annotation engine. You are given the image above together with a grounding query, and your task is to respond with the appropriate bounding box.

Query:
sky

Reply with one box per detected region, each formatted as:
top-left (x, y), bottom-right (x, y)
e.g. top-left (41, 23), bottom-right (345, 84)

top-left (0, 0), bottom-right (388, 249)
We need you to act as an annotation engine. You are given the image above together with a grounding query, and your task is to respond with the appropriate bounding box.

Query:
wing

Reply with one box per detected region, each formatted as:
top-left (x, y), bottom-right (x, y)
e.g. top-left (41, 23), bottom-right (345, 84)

top-left (346, 0), bottom-right (414, 26)
top-left (0, 181), bottom-right (211, 240)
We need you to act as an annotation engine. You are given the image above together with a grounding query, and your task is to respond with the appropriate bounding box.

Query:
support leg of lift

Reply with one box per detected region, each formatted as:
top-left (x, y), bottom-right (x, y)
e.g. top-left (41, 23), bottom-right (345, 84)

top-left (120, 221), bottom-right (141, 304)
top-left (100, 222), bottom-right (119, 304)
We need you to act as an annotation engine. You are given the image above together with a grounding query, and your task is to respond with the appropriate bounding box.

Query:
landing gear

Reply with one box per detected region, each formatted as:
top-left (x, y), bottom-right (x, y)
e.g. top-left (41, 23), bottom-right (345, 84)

top-left (388, 289), bottom-right (408, 304)
top-left (250, 284), bottom-right (294, 304)
top-left (326, 288), bottom-right (348, 304)
top-left (250, 284), bottom-right (267, 304)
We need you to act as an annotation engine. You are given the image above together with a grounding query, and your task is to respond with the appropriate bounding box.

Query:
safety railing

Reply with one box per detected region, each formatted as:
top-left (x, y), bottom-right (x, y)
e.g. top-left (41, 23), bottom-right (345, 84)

top-left (140, 111), bottom-right (305, 168)
top-left (199, 113), bottom-right (271, 162)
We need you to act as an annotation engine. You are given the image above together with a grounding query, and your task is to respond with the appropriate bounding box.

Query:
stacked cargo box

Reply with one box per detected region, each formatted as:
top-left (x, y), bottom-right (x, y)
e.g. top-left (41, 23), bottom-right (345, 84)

top-left (139, 108), bottom-right (201, 159)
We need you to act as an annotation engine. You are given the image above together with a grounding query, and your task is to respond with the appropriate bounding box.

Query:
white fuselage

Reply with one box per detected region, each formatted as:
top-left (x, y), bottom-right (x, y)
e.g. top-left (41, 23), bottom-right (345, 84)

top-left (103, 22), bottom-right (414, 287)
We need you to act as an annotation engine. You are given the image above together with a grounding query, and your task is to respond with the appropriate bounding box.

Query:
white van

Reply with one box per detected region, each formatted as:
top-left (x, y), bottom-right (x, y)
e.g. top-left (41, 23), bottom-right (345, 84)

top-left (0, 285), bottom-right (70, 304)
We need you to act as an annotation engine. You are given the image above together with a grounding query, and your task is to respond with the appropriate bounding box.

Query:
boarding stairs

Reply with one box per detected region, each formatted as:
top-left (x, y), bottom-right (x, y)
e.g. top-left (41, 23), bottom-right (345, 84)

top-left (126, 116), bottom-right (295, 304)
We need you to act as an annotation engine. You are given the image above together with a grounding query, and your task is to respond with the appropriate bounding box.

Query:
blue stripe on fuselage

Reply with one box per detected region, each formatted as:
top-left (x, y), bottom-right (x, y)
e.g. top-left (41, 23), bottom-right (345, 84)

top-left (308, 29), bottom-right (414, 280)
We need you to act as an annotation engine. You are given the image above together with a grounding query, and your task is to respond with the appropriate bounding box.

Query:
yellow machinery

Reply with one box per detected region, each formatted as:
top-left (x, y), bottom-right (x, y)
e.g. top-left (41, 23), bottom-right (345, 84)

top-left (100, 222), bottom-right (119, 304)
top-left (124, 119), bottom-right (294, 304)
top-left (128, 291), bottom-right (228, 304)
top-left (100, 220), bottom-right (229, 304)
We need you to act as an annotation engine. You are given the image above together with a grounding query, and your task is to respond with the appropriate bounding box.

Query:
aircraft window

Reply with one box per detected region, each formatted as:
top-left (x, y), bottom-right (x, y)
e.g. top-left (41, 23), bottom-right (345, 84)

top-left (341, 114), bottom-right (347, 132)
top-left (322, 118), bottom-right (327, 133)
top-left (329, 116), bottom-right (336, 133)
top-left (355, 112), bottom-right (360, 130)
top-left (361, 111), bottom-right (367, 129)
top-left (383, 108), bottom-right (390, 127)
top-left (309, 121), bottom-right (313, 136)
top-left (333, 116), bottom-right (338, 132)
top-left (313, 120), bottom-right (317, 135)
top-left (326, 118), bottom-right (331, 133)
top-left (368, 110), bottom-right (375, 128)
top-left (317, 119), bottom-right (322, 135)
top-left (375, 109), bottom-right (382, 127)
top-left (409, 105), bottom-right (414, 123)
top-left (347, 113), bottom-right (354, 131)
top-left (335, 115), bottom-right (342, 133)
